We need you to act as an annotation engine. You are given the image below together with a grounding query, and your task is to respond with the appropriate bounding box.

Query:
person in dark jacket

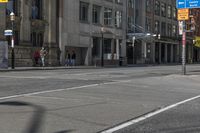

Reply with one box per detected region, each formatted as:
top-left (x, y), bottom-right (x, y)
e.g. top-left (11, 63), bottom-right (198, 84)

top-left (71, 51), bottom-right (76, 66)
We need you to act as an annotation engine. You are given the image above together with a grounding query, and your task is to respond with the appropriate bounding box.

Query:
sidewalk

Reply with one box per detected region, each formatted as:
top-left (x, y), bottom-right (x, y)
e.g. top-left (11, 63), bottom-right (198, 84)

top-left (0, 66), bottom-right (99, 72)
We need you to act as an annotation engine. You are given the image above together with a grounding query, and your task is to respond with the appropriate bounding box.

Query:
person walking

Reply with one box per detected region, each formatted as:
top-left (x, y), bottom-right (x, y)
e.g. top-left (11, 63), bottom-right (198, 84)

top-left (65, 51), bottom-right (71, 66)
top-left (71, 51), bottom-right (76, 66)
top-left (40, 47), bottom-right (47, 67)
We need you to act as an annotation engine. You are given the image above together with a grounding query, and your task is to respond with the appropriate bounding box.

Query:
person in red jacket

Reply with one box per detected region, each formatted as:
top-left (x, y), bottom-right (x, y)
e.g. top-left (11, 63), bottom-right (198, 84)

top-left (33, 50), bottom-right (40, 66)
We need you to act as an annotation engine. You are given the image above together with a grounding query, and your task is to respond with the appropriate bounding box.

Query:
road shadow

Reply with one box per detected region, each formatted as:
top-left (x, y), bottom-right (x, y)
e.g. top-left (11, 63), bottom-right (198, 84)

top-left (0, 101), bottom-right (75, 133)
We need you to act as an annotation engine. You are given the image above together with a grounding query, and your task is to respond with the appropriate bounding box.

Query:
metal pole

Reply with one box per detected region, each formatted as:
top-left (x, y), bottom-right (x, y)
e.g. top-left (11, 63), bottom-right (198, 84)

top-left (101, 32), bottom-right (104, 67)
top-left (182, 21), bottom-right (186, 75)
top-left (11, 21), bottom-right (15, 69)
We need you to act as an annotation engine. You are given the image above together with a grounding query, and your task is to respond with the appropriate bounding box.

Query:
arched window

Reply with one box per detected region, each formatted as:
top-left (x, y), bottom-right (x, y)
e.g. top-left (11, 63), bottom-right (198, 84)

top-left (32, 0), bottom-right (42, 19)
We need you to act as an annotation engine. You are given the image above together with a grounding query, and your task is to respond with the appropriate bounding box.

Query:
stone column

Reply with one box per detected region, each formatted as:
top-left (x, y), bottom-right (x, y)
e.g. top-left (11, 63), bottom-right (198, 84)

top-left (142, 41), bottom-right (146, 63)
top-left (111, 39), bottom-right (114, 60)
top-left (0, 4), bottom-right (6, 41)
top-left (44, 0), bottom-right (58, 66)
top-left (20, 0), bottom-right (31, 44)
top-left (165, 44), bottom-right (168, 63)
top-left (159, 43), bottom-right (161, 63)
top-left (116, 39), bottom-right (119, 60)
top-left (151, 43), bottom-right (155, 63)
top-left (170, 44), bottom-right (174, 63)
top-left (58, 0), bottom-right (64, 64)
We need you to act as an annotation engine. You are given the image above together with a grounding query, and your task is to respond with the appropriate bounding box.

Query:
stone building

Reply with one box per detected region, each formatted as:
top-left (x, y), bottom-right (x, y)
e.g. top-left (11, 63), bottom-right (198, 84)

top-left (126, 0), bottom-right (186, 64)
top-left (190, 9), bottom-right (200, 62)
top-left (0, 0), bottom-right (59, 67)
top-left (58, 0), bottom-right (127, 66)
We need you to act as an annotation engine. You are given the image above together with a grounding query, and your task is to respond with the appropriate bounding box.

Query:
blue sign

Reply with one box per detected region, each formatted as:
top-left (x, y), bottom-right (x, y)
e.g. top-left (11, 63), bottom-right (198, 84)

top-left (177, 0), bottom-right (200, 8)
top-left (4, 30), bottom-right (12, 36)
top-left (177, 0), bottom-right (186, 8)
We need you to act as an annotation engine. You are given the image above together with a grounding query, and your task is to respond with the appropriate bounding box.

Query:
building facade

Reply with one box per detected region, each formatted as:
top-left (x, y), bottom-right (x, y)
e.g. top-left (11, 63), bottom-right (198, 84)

top-left (1, 0), bottom-right (199, 67)
top-left (190, 9), bottom-right (200, 62)
top-left (0, 0), bottom-right (59, 67)
top-left (58, 0), bottom-right (127, 66)
top-left (126, 0), bottom-right (195, 65)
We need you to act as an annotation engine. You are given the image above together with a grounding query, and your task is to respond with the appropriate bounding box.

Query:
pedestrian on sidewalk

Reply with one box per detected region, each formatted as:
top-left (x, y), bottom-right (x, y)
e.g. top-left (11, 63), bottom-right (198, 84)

top-left (40, 47), bottom-right (48, 67)
top-left (71, 51), bottom-right (76, 66)
top-left (65, 50), bottom-right (71, 66)
top-left (33, 50), bottom-right (40, 66)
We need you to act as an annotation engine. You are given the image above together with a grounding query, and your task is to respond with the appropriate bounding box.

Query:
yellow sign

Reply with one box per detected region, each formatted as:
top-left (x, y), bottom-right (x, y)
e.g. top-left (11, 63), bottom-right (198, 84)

top-left (178, 9), bottom-right (189, 21)
top-left (195, 36), bottom-right (200, 48)
top-left (0, 0), bottom-right (8, 3)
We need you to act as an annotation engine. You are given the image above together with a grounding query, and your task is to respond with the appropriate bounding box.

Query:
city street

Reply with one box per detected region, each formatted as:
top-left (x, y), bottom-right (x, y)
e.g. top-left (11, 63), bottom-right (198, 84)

top-left (0, 65), bottom-right (200, 133)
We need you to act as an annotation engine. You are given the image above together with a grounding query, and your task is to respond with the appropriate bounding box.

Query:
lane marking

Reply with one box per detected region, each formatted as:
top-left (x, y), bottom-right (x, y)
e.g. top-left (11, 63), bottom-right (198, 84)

top-left (26, 95), bottom-right (67, 100)
top-left (101, 94), bottom-right (200, 133)
top-left (0, 84), bottom-right (99, 101)
top-left (0, 75), bottom-right (47, 79)
top-left (0, 79), bottom-right (133, 101)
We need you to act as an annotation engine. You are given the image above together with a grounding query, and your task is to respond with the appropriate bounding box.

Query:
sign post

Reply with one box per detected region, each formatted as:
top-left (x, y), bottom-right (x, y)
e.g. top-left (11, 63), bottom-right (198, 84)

top-left (177, 8), bottom-right (189, 75)
top-left (176, 0), bottom-right (200, 75)
top-left (182, 30), bottom-right (186, 75)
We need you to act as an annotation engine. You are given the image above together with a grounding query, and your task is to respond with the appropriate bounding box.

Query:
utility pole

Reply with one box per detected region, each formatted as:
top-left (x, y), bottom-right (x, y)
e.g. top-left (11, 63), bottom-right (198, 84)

top-left (182, 24), bottom-right (186, 75)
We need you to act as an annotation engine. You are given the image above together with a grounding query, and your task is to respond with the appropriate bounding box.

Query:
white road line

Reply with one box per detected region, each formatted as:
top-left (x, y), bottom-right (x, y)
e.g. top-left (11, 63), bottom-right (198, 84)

top-left (26, 95), bottom-right (67, 100)
top-left (101, 94), bottom-right (200, 133)
top-left (0, 80), bottom-right (133, 101)
top-left (0, 84), bottom-right (99, 101)
top-left (0, 75), bottom-right (47, 79)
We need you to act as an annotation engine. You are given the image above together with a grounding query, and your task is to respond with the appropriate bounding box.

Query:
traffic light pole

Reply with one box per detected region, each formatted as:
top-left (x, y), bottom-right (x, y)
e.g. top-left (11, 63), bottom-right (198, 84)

top-left (182, 21), bottom-right (186, 75)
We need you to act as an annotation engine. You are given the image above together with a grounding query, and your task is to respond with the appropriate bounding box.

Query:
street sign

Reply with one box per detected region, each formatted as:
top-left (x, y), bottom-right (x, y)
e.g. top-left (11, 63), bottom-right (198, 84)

top-left (0, 0), bottom-right (8, 3)
top-left (4, 30), bottom-right (12, 36)
top-left (195, 36), bottom-right (200, 47)
top-left (178, 9), bottom-right (189, 20)
top-left (177, 0), bottom-right (200, 9)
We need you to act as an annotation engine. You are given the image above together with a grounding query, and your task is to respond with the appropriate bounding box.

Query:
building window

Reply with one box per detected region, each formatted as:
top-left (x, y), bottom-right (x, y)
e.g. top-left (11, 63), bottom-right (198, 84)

top-left (6, 0), bottom-right (18, 15)
top-left (104, 39), bottom-right (112, 54)
top-left (155, 20), bottom-right (160, 34)
top-left (80, 1), bottom-right (89, 22)
top-left (146, 18), bottom-right (151, 32)
top-left (172, 7), bottom-right (177, 20)
top-left (128, 0), bottom-right (134, 8)
top-left (92, 5), bottom-right (101, 24)
top-left (104, 8), bottom-right (112, 26)
top-left (92, 37), bottom-right (101, 58)
top-left (172, 25), bottom-right (177, 36)
top-left (167, 24), bottom-right (172, 37)
top-left (167, 5), bottom-right (172, 19)
top-left (115, 0), bottom-right (123, 4)
top-left (31, 32), bottom-right (43, 47)
top-left (161, 3), bottom-right (166, 17)
top-left (146, 0), bottom-right (151, 12)
top-left (32, 0), bottom-right (43, 19)
top-left (115, 11), bottom-right (122, 28)
top-left (128, 16), bottom-right (134, 32)
top-left (161, 22), bottom-right (166, 36)
top-left (155, 0), bottom-right (160, 16)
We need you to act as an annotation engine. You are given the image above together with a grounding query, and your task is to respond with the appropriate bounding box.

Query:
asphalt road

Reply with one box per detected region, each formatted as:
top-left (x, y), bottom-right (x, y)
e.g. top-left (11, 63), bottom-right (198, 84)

top-left (115, 98), bottom-right (200, 133)
top-left (0, 65), bottom-right (200, 133)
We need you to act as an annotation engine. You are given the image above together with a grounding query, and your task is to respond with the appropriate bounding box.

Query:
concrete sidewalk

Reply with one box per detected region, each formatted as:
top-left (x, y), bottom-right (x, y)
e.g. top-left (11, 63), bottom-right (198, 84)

top-left (0, 66), bottom-right (99, 72)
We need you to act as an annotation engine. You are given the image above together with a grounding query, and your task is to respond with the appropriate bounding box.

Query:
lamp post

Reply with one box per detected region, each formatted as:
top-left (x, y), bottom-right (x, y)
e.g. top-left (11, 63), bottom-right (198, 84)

top-left (101, 27), bottom-right (104, 67)
top-left (10, 12), bottom-right (15, 69)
